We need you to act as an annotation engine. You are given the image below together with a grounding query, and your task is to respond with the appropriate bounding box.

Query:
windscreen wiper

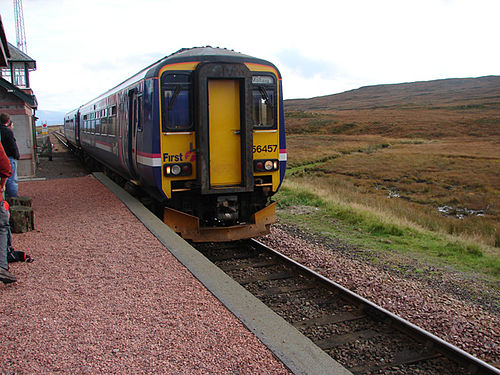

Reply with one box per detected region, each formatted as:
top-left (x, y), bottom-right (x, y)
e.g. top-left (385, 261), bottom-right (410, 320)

top-left (258, 86), bottom-right (273, 108)
top-left (167, 85), bottom-right (181, 110)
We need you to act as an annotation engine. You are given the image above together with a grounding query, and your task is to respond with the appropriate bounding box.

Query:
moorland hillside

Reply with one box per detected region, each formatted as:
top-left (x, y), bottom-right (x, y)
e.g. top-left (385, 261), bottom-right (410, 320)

top-left (284, 76), bottom-right (500, 138)
top-left (281, 75), bottom-right (500, 250)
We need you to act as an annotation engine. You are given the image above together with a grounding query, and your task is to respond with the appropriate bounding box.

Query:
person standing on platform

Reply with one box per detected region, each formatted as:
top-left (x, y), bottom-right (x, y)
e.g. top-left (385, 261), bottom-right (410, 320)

top-left (0, 137), bottom-right (15, 283)
top-left (0, 113), bottom-right (20, 197)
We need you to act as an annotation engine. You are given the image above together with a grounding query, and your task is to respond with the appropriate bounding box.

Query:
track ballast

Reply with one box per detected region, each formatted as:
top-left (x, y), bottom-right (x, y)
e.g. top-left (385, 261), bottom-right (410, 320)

top-left (193, 239), bottom-right (499, 375)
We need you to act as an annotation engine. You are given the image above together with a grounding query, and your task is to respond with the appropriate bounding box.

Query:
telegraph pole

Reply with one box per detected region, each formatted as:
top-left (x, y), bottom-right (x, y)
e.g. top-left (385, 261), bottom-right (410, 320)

top-left (13, 0), bottom-right (27, 53)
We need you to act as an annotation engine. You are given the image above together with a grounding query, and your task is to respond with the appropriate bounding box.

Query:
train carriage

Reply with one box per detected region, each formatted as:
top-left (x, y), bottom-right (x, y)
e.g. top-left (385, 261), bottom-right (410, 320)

top-left (64, 47), bottom-right (286, 241)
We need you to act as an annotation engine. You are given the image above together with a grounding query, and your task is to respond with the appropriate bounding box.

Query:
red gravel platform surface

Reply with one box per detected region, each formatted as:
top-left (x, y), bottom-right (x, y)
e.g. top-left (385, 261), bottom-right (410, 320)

top-left (1, 176), bottom-right (290, 374)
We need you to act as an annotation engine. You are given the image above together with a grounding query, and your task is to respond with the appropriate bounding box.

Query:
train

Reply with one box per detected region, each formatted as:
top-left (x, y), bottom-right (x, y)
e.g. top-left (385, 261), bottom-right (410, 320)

top-left (64, 47), bottom-right (286, 242)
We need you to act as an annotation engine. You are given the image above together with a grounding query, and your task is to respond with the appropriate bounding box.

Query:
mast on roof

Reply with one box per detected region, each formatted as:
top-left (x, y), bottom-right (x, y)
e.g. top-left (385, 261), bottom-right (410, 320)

top-left (13, 0), bottom-right (27, 53)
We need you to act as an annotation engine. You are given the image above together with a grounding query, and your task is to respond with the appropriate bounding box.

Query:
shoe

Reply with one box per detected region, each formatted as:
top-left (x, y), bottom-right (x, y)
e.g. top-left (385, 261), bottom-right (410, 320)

top-left (0, 268), bottom-right (17, 284)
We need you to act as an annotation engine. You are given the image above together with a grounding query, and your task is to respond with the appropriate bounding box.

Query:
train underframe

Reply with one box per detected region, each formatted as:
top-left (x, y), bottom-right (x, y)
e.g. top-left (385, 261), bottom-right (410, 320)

top-left (80, 152), bottom-right (277, 242)
top-left (163, 188), bottom-right (277, 242)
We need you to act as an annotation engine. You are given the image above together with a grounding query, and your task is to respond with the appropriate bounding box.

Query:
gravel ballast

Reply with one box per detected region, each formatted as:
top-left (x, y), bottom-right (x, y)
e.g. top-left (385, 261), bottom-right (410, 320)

top-left (260, 224), bottom-right (499, 366)
top-left (1, 176), bottom-right (290, 374)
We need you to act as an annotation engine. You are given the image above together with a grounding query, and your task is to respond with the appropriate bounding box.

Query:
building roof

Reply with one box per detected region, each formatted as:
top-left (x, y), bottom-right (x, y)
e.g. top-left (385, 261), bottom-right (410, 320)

top-left (0, 77), bottom-right (37, 108)
top-left (0, 16), bottom-right (10, 67)
top-left (7, 42), bottom-right (36, 70)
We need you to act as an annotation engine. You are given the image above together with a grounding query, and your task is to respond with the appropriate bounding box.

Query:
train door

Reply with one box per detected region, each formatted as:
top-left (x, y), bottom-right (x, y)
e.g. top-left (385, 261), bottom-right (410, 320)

top-left (195, 62), bottom-right (253, 194)
top-left (74, 112), bottom-right (80, 146)
top-left (128, 89), bottom-right (142, 178)
top-left (208, 79), bottom-right (241, 186)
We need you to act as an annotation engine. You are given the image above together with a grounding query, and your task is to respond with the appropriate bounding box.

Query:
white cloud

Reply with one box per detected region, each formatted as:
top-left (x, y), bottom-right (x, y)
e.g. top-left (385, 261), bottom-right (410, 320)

top-left (0, 0), bottom-right (498, 113)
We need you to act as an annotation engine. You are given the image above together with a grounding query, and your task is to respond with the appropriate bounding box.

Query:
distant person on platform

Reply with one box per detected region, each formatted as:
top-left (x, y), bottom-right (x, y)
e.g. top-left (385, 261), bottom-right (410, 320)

top-left (0, 113), bottom-right (20, 197)
top-left (0, 137), bottom-right (15, 284)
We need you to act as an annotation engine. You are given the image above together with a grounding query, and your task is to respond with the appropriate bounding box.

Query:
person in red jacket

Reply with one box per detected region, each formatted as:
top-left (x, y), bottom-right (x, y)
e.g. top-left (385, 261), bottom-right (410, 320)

top-left (0, 140), bottom-right (15, 283)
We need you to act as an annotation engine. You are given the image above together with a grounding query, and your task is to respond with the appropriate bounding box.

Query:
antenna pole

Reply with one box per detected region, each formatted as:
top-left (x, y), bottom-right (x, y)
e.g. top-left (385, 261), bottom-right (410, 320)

top-left (13, 0), bottom-right (27, 53)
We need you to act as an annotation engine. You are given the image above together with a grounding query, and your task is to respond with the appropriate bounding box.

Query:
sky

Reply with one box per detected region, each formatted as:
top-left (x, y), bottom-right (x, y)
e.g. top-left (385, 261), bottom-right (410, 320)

top-left (1, 0), bottom-right (499, 120)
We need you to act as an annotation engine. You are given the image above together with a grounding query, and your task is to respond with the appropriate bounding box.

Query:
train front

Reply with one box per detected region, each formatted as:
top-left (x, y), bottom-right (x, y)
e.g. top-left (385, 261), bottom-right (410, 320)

top-left (157, 49), bottom-right (286, 242)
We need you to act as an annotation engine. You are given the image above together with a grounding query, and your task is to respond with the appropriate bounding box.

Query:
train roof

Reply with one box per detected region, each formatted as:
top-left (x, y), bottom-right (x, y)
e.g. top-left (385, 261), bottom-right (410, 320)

top-left (145, 46), bottom-right (279, 76)
top-left (72, 47), bottom-right (280, 113)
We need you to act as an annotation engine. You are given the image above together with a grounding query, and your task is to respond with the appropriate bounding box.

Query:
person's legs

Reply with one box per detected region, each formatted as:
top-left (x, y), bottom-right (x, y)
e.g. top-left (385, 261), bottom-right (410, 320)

top-left (0, 201), bottom-right (15, 283)
top-left (5, 158), bottom-right (18, 197)
top-left (0, 202), bottom-right (9, 270)
top-left (0, 201), bottom-right (17, 284)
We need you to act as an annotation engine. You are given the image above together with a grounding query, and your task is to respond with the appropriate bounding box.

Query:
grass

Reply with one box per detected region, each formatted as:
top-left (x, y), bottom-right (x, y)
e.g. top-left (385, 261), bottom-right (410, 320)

top-left (277, 77), bottom-right (500, 296)
top-left (275, 182), bottom-right (500, 280)
top-left (279, 79), bottom-right (500, 289)
top-left (284, 134), bottom-right (500, 249)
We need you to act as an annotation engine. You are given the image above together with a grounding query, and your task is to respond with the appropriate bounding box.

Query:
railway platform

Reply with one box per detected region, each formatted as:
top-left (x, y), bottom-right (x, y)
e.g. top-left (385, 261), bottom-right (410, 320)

top-left (1, 158), bottom-right (350, 374)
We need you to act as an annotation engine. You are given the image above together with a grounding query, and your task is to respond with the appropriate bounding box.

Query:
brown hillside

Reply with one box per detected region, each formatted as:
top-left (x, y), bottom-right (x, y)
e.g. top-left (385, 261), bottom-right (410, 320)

top-left (284, 76), bottom-right (500, 138)
top-left (286, 76), bottom-right (500, 111)
top-left (283, 76), bottom-right (500, 248)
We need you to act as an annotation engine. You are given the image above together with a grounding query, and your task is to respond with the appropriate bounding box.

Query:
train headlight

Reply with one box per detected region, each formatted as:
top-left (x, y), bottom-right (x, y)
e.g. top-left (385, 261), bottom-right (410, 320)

top-left (254, 159), bottom-right (279, 172)
top-left (164, 163), bottom-right (192, 177)
top-left (171, 165), bottom-right (182, 175)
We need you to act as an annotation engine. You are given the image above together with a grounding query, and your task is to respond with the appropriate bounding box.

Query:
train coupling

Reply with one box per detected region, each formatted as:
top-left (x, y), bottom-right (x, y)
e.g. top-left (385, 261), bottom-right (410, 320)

top-left (216, 195), bottom-right (239, 223)
top-left (163, 202), bottom-right (277, 242)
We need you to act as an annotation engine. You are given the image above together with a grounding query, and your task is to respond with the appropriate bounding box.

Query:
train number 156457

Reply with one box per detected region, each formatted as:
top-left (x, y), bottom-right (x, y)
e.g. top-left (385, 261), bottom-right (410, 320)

top-left (253, 144), bottom-right (277, 153)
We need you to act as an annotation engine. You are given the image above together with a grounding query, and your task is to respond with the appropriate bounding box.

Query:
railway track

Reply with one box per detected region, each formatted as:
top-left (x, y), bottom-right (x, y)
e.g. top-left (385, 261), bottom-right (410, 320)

top-left (52, 130), bottom-right (69, 148)
top-left (194, 239), bottom-right (499, 375)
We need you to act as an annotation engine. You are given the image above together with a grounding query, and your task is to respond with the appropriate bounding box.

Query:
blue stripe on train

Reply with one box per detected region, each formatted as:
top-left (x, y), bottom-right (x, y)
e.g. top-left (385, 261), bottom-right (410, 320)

top-left (278, 80), bottom-right (286, 189)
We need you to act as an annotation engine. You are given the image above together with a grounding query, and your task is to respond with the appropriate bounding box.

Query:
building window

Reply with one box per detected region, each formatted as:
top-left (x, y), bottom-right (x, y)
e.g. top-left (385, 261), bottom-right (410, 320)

top-left (13, 67), bottom-right (26, 87)
top-left (1, 67), bottom-right (11, 81)
top-left (1, 67), bottom-right (11, 83)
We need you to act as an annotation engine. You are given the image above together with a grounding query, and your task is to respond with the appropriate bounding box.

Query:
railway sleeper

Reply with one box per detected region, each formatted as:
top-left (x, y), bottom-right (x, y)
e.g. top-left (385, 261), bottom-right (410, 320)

top-left (292, 310), bottom-right (367, 329)
top-left (314, 328), bottom-right (380, 349)
top-left (348, 349), bottom-right (442, 374)
top-left (236, 271), bottom-right (297, 285)
top-left (252, 283), bottom-right (318, 297)
top-left (207, 251), bottom-right (261, 262)
top-left (218, 259), bottom-right (284, 272)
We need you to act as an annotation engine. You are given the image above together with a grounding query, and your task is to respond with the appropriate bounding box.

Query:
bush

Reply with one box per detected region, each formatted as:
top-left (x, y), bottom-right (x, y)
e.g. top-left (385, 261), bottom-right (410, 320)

top-left (276, 187), bottom-right (324, 208)
top-left (368, 222), bottom-right (404, 236)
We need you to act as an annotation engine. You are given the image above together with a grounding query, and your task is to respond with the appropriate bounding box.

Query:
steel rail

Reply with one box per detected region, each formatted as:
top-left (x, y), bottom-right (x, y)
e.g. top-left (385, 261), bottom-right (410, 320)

top-left (52, 131), bottom-right (69, 148)
top-left (250, 238), bottom-right (500, 375)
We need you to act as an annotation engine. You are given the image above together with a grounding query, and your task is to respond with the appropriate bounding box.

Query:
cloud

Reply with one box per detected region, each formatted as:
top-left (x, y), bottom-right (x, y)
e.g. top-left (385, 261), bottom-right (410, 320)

top-left (1, 0), bottom-right (499, 109)
top-left (275, 49), bottom-right (340, 80)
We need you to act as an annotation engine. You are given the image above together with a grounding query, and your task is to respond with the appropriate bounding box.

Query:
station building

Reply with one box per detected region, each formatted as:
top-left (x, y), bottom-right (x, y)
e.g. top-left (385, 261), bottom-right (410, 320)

top-left (0, 16), bottom-right (37, 178)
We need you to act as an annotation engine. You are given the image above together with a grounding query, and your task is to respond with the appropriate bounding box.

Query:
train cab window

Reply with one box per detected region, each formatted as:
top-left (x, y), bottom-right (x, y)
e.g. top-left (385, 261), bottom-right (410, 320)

top-left (252, 75), bottom-right (276, 129)
top-left (161, 73), bottom-right (192, 131)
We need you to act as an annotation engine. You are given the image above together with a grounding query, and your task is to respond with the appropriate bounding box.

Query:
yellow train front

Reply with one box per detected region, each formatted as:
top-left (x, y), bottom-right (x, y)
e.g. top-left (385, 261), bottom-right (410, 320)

top-left (66, 47), bottom-right (286, 242)
top-left (159, 48), bottom-right (286, 241)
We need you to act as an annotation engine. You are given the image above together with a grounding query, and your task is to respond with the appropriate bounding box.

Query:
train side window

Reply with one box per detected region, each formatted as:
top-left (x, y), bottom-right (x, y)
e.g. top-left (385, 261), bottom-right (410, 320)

top-left (109, 117), bottom-right (116, 136)
top-left (161, 73), bottom-right (192, 131)
top-left (83, 115), bottom-right (88, 133)
top-left (136, 95), bottom-right (143, 132)
top-left (251, 75), bottom-right (276, 129)
top-left (95, 117), bottom-right (101, 135)
top-left (109, 106), bottom-right (117, 136)
top-left (101, 115), bottom-right (108, 135)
